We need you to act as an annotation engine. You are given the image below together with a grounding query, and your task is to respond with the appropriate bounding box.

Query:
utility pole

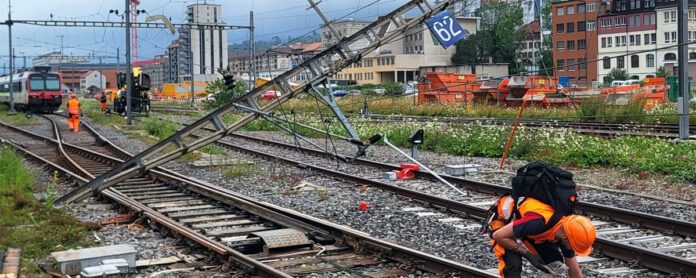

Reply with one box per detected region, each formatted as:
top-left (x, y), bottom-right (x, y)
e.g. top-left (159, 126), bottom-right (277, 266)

top-left (7, 0), bottom-right (16, 115)
top-left (249, 11), bottom-right (255, 89)
top-left (190, 24), bottom-right (195, 107)
top-left (125, 0), bottom-right (133, 125)
top-left (58, 35), bottom-right (64, 76)
top-left (99, 57), bottom-right (103, 90)
top-left (117, 48), bottom-right (120, 73)
top-left (678, 0), bottom-right (690, 140)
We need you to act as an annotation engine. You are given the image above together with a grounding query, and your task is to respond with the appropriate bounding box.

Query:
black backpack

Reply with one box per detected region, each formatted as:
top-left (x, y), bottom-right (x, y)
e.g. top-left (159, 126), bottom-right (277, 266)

top-left (510, 161), bottom-right (578, 229)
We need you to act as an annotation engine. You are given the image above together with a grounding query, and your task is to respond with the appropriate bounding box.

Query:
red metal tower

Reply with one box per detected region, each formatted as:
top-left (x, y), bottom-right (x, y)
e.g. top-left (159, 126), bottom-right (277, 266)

top-left (130, 0), bottom-right (140, 63)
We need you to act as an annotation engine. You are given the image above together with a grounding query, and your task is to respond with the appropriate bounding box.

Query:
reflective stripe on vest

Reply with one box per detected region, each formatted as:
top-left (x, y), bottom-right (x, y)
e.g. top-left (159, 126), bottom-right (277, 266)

top-left (497, 196), bottom-right (515, 220)
top-left (68, 99), bottom-right (80, 115)
top-left (518, 198), bottom-right (564, 243)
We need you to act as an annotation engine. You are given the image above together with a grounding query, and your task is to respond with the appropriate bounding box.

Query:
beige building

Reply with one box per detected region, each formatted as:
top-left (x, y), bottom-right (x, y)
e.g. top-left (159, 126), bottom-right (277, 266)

top-left (321, 19), bottom-right (372, 48)
top-left (332, 17), bottom-right (480, 85)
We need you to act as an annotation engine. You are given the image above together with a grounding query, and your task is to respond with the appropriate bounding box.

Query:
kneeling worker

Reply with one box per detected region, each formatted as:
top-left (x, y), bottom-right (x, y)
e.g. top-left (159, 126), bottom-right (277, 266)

top-left (66, 94), bottom-right (83, 133)
top-left (489, 196), bottom-right (596, 277)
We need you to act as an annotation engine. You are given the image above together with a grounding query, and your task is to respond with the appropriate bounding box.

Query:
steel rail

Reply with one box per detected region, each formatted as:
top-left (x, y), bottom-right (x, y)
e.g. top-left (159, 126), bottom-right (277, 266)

top-left (222, 131), bottom-right (696, 239)
top-left (0, 117), bottom-right (496, 277)
top-left (0, 117), bottom-right (291, 278)
top-left (187, 131), bottom-right (696, 276)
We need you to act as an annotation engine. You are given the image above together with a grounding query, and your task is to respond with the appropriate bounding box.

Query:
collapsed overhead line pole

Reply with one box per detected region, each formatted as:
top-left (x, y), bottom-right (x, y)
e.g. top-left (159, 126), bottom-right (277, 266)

top-left (55, 0), bottom-right (458, 205)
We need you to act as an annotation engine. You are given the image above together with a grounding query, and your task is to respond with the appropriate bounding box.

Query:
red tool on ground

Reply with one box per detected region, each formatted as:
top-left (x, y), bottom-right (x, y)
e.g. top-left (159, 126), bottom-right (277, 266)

top-left (359, 201), bottom-right (369, 211)
top-left (395, 164), bottom-right (420, 180)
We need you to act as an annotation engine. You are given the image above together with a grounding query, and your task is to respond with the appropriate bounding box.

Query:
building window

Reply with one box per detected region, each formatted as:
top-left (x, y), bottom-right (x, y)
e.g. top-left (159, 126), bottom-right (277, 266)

top-left (618, 0), bottom-right (627, 10)
top-left (578, 58), bottom-right (587, 70)
top-left (644, 33), bottom-right (650, 44)
top-left (587, 3), bottom-right (596, 11)
top-left (601, 37), bottom-right (607, 48)
top-left (690, 52), bottom-right (696, 60)
top-left (578, 39), bottom-right (587, 49)
top-left (557, 59), bottom-right (565, 71)
top-left (556, 24), bottom-right (564, 33)
top-left (578, 4), bottom-right (585, 13)
top-left (567, 40), bottom-right (575, 50)
top-left (556, 7), bottom-right (564, 16)
top-left (629, 35), bottom-right (636, 46)
top-left (578, 21), bottom-right (586, 31)
top-left (607, 37), bottom-right (613, 47)
top-left (664, 53), bottom-right (676, 61)
top-left (631, 55), bottom-right (639, 68)
top-left (616, 16), bottom-right (626, 26)
top-left (617, 57), bottom-right (625, 68)
top-left (645, 0), bottom-right (655, 7)
top-left (567, 59), bottom-right (576, 71)
top-left (587, 21), bottom-right (596, 30)
top-left (567, 6), bottom-right (575, 14)
top-left (603, 57), bottom-right (611, 69)
top-left (557, 41), bottom-right (565, 50)
top-left (567, 22), bottom-right (575, 32)
top-left (690, 31), bottom-right (696, 42)
top-left (621, 36), bottom-right (627, 46)
top-left (652, 33), bottom-right (657, 44)
top-left (665, 10), bottom-right (677, 23)
top-left (630, 0), bottom-right (641, 9)
top-left (628, 15), bottom-right (635, 26)
top-left (690, 10), bottom-right (696, 21)
top-left (647, 54), bottom-right (655, 67)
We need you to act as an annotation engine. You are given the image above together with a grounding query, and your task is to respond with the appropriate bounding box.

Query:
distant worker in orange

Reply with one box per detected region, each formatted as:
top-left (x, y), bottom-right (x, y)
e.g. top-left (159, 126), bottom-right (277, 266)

top-left (66, 94), bottom-right (83, 133)
top-left (100, 92), bottom-right (108, 112)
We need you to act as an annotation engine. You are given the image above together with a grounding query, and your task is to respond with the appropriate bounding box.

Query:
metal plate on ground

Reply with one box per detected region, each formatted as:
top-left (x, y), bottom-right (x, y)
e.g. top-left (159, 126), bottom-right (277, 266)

top-left (248, 228), bottom-right (313, 254)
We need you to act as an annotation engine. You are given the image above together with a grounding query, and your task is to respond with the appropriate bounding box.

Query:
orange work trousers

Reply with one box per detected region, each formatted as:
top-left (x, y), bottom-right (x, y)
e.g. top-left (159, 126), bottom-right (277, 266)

top-left (68, 114), bottom-right (80, 132)
top-left (100, 102), bottom-right (107, 111)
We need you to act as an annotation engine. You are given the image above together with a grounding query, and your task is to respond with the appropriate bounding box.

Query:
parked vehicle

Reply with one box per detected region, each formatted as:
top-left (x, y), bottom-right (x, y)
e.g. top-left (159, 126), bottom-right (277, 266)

top-left (262, 90), bottom-right (281, 100)
top-left (348, 89), bottom-right (361, 95)
top-left (332, 90), bottom-right (348, 97)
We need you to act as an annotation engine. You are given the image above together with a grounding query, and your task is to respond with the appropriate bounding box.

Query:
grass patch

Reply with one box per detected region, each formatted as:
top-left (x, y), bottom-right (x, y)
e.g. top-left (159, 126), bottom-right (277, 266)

top-left (140, 117), bottom-right (177, 139)
top-left (0, 146), bottom-right (90, 275)
top-left (224, 163), bottom-right (260, 178)
top-left (0, 106), bottom-right (38, 126)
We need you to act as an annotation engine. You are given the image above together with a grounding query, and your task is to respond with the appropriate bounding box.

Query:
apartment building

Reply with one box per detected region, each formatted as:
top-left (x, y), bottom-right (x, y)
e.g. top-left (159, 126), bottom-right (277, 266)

top-left (228, 42), bottom-right (322, 85)
top-left (551, 0), bottom-right (600, 87)
top-left (321, 19), bottom-right (372, 48)
top-left (655, 0), bottom-right (696, 75)
top-left (597, 0), bottom-right (658, 81)
top-left (166, 3), bottom-right (228, 83)
top-left (332, 17), bottom-right (480, 85)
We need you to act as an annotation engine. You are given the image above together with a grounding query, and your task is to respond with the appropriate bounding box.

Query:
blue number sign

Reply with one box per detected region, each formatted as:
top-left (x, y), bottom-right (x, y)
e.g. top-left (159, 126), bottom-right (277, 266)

top-left (426, 10), bottom-right (469, 48)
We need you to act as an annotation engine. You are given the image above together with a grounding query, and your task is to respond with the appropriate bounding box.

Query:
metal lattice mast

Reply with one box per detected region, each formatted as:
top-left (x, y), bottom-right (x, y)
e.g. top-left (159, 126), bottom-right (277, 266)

top-left (130, 0), bottom-right (139, 63)
top-left (55, 0), bottom-right (457, 205)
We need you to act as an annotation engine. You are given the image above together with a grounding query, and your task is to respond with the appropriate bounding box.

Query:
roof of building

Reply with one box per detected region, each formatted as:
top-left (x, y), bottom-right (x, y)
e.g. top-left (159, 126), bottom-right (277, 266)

top-left (134, 59), bottom-right (159, 67)
top-left (79, 71), bottom-right (98, 79)
top-left (522, 20), bottom-right (541, 33)
top-left (290, 41), bottom-right (322, 53)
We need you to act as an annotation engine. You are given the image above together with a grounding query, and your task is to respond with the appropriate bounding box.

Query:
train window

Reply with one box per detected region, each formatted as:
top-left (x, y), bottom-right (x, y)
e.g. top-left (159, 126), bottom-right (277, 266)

top-left (45, 75), bottom-right (60, 91)
top-left (30, 75), bottom-right (45, 90)
top-left (12, 82), bottom-right (21, 92)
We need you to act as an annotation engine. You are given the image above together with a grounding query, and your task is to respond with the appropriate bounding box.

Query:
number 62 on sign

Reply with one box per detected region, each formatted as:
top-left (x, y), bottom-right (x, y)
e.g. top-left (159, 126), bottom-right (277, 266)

top-left (426, 10), bottom-right (469, 49)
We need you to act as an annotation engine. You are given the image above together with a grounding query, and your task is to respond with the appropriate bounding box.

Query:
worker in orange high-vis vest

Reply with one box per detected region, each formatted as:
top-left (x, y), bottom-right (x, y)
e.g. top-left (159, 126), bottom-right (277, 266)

top-left (66, 94), bottom-right (83, 133)
top-left (489, 196), bottom-right (596, 277)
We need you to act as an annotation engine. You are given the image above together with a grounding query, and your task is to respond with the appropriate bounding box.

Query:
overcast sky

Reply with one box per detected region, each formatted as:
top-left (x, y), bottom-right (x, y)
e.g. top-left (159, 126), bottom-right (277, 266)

top-left (0, 0), bottom-right (408, 68)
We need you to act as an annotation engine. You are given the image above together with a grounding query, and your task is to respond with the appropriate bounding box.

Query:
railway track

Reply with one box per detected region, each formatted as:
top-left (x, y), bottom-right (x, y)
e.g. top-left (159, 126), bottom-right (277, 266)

top-left (352, 113), bottom-right (696, 139)
top-left (150, 106), bottom-right (694, 138)
top-left (184, 126), bottom-right (696, 276)
top-left (0, 115), bottom-right (496, 277)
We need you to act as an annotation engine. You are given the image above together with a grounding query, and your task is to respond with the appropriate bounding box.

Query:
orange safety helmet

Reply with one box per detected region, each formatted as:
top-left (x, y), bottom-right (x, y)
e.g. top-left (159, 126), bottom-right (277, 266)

top-left (561, 215), bottom-right (596, 256)
top-left (70, 93), bottom-right (77, 99)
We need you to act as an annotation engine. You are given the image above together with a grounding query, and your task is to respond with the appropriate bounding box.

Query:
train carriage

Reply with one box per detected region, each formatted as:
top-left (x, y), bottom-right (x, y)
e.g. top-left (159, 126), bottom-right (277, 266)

top-left (0, 67), bottom-right (63, 113)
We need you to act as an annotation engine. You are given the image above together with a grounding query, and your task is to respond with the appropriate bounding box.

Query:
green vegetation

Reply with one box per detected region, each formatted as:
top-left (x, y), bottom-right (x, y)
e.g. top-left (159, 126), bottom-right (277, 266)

top-left (0, 106), bottom-right (38, 126)
top-left (140, 117), bottom-right (178, 139)
top-left (227, 109), bottom-right (696, 182)
top-left (603, 68), bottom-right (629, 84)
top-left (224, 163), bottom-right (260, 178)
top-left (203, 78), bottom-right (248, 110)
top-left (80, 99), bottom-right (126, 126)
top-left (0, 147), bottom-right (90, 275)
top-left (452, 2), bottom-right (524, 73)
